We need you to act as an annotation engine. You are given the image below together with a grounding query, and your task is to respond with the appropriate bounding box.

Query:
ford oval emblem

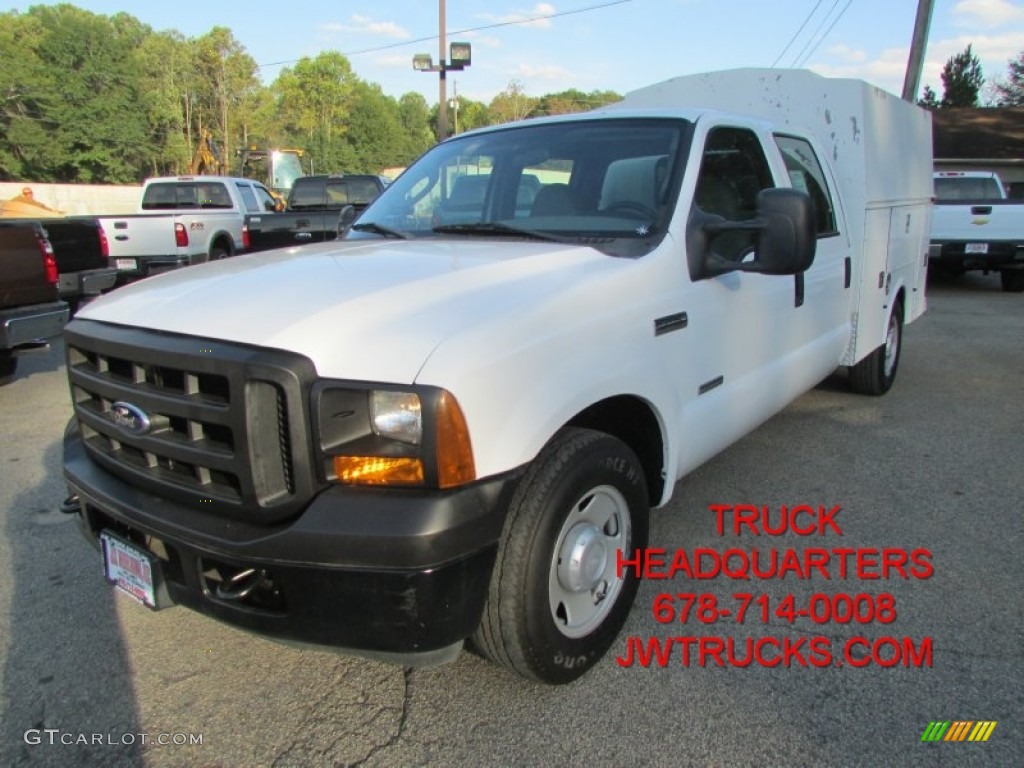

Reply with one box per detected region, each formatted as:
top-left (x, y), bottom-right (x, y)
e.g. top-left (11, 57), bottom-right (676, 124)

top-left (111, 401), bottom-right (152, 435)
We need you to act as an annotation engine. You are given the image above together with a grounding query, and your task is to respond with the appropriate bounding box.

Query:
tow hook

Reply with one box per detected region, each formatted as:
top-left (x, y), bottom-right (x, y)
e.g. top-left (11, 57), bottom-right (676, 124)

top-left (59, 494), bottom-right (81, 515)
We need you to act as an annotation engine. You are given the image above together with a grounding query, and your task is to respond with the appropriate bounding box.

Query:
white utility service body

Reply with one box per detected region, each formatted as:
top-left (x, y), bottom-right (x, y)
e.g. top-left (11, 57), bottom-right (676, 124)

top-left (99, 175), bottom-right (277, 278)
top-left (61, 70), bottom-right (932, 685)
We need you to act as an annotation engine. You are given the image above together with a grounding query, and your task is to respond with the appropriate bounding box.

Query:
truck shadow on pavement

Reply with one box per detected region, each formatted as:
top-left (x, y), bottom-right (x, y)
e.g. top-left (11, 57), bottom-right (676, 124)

top-left (2, 439), bottom-right (143, 767)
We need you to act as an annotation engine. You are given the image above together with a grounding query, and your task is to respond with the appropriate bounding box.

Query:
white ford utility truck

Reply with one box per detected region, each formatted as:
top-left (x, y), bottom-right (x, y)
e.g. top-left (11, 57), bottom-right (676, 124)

top-left (61, 70), bottom-right (932, 684)
top-left (99, 175), bottom-right (278, 280)
top-left (929, 170), bottom-right (1024, 292)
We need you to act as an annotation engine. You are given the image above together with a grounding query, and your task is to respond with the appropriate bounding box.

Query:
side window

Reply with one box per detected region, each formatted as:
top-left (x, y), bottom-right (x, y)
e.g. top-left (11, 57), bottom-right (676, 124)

top-left (254, 185), bottom-right (277, 211)
top-left (289, 183), bottom-right (325, 209)
top-left (774, 135), bottom-right (838, 237)
top-left (694, 127), bottom-right (775, 259)
top-left (236, 183), bottom-right (260, 213)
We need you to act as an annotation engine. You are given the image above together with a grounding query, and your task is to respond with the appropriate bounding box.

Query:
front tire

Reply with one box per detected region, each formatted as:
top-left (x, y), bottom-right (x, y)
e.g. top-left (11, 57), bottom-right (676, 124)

top-left (472, 427), bottom-right (649, 684)
top-left (849, 299), bottom-right (903, 396)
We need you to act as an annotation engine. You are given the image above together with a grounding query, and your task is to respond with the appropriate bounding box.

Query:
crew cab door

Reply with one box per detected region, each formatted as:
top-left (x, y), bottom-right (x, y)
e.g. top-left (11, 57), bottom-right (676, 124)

top-left (672, 122), bottom-right (845, 471)
top-left (770, 133), bottom-right (850, 356)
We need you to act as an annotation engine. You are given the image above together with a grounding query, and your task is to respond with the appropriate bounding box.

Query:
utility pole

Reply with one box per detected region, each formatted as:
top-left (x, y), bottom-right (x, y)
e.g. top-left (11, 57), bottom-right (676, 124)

top-left (412, 1), bottom-right (472, 142)
top-left (438, 0), bottom-right (448, 141)
top-left (902, 0), bottom-right (935, 102)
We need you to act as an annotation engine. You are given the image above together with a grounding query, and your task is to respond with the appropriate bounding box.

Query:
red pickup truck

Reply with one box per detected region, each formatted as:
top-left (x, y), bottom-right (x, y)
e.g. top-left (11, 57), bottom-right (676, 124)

top-left (0, 221), bottom-right (70, 383)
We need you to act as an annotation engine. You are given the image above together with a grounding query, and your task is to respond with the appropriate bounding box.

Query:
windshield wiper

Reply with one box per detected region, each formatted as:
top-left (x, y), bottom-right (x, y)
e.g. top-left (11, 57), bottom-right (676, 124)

top-left (432, 221), bottom-right (571, 243)
top-left (351, 221), bottom-right (408, 239)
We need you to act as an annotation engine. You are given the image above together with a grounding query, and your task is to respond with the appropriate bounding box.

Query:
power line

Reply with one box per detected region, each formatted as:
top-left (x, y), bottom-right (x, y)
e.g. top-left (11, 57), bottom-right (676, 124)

top-left (772, 0), bottom-right (826, 68)
top-left (788, 0), bottom-right (841, 68)
top-left (258, 0), bottom-right (634, 69)
top-left (794, 0), bottom-right (853, 68)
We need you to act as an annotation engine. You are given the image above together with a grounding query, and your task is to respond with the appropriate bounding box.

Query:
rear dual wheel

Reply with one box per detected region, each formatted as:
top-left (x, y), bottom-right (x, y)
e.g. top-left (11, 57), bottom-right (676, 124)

top-left (472, 427), bottom-right (649, 684)
top-left (849, 299), bottom-right (903, 396)
top-left (1001, 269), bottom-right (1024, 293)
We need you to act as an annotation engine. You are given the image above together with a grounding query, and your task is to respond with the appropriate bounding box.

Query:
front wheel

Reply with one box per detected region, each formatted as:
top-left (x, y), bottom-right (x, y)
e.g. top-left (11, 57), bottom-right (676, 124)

top-left (472, 427), bottom-right (649, 684)
top-left (849, 299), bottom-right (903, 396)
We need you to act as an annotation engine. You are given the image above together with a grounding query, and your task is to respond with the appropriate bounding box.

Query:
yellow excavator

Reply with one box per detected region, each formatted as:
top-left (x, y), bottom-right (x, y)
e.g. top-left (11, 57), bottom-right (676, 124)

top-left (237, 146), bottom-right (305, 207)
top-left (189, 130), bottom-right (228, 176)
top-left (189, 132), bottom-right (304, 209)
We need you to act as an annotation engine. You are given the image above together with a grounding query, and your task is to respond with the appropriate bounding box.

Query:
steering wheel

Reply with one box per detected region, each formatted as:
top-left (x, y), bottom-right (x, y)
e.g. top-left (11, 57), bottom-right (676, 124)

top-left (603, 201), bottom-right (656, 219)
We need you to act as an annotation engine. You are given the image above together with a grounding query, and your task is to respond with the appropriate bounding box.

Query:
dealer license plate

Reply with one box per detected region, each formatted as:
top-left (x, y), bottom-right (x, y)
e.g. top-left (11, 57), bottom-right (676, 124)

top-left (115, 258), bottom-right (137, 271)
top-left (964, 243), bottom-right (988, 254)
top-left (100, 531), bottom-right (158, 608)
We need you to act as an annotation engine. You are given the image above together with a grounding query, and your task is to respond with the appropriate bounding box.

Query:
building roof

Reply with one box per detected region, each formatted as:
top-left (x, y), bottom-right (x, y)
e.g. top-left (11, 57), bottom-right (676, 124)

top-left (931, 107), bottom-right (1024, 160)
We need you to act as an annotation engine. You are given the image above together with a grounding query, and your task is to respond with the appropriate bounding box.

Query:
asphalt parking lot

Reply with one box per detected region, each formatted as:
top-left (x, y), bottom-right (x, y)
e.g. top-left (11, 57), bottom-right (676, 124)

top-left (1, 271), bottom-right (1021, 767)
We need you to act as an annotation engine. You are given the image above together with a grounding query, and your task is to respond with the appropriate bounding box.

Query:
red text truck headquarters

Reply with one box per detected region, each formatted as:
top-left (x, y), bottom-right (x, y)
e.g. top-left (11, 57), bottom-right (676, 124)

top-left (61, 69), bottom-right (932, 684)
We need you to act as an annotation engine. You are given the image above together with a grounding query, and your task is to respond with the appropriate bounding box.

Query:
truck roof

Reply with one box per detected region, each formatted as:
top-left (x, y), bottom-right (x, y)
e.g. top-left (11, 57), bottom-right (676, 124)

top-left (144, 176), bottom-right (268, 185)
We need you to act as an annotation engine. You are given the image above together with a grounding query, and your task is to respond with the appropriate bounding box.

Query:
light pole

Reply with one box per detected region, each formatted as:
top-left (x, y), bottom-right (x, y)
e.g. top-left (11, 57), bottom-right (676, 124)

top-left (413, 1), bottom-right (471, 142)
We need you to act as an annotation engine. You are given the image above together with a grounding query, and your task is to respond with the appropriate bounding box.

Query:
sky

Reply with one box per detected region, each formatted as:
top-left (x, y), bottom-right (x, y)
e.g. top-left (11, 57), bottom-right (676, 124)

top-left (4, 0), bottom-right (1024, 106)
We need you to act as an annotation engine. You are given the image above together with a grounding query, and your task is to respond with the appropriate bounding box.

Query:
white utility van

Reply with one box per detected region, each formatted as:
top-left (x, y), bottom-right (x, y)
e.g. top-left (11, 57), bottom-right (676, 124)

top-left (62, 70), bottom-right (932, 684)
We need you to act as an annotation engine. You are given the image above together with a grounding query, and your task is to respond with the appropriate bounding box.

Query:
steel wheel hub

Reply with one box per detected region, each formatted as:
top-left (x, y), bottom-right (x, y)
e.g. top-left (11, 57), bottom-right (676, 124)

top-left (548, 485), bottom-right (630, 639)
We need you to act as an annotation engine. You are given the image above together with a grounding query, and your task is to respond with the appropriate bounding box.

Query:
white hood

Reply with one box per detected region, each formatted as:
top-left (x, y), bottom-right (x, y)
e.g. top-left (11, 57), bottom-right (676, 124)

top-left (79, 239), bottom-right (611, 383)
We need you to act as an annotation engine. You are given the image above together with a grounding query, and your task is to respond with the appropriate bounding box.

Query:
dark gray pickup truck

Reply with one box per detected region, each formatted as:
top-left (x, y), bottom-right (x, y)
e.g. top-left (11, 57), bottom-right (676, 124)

top-left (0, 221), bottom-right (70, 383)
top-left (243, 174), bottom-right (389, 253)
top-left (2, 217), bottom-right (117, 309)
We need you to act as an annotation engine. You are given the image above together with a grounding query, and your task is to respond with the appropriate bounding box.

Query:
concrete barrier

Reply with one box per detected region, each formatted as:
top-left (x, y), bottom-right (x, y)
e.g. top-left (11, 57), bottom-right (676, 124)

top-left (0, 182), bottom-right (142, 216)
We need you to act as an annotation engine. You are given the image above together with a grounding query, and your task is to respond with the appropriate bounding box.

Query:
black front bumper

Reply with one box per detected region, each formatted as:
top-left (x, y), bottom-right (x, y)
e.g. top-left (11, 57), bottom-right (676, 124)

top-left (64, 424), bottom-right (520, 664)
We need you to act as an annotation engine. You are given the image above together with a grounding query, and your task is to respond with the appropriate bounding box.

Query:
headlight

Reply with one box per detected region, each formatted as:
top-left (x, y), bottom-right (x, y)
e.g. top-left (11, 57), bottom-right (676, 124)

top-left (313, 384), bottom-right (475, 489)
top-left (370, 391), bottom-right (422, 444)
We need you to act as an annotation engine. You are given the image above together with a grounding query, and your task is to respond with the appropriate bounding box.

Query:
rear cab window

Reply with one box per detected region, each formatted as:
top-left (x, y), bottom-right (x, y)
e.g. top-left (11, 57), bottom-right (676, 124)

top-left (774, 134), bottom-right (839, 237)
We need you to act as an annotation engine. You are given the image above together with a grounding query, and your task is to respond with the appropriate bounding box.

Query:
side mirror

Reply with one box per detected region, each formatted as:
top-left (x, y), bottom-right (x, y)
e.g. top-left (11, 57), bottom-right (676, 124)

top-left (748, 188), bottom-right (816, 274)
top-left (337, 205), bottom-right (357, 237)
top-left (687, 188), bottom-right (816, 279)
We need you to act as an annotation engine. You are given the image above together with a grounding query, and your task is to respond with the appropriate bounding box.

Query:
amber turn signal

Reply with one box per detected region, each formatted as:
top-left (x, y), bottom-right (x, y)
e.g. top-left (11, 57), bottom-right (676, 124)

top-left (332, 456), bottom-right (425, 486)
top-left (436, 391), bottom-right (475, 488)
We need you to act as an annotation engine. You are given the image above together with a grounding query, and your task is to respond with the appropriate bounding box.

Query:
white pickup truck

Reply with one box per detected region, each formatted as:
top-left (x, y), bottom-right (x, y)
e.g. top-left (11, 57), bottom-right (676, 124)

top-left (929, 170), bottom-right (1024, 292)
top-left (61, 70), bottom-right (932, 684)
top-left (100, 175), bottom-right (278, 279)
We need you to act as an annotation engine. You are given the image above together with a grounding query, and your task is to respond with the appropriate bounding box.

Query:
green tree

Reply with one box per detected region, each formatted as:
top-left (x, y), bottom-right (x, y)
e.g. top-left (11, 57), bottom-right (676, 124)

top-left (940, 44), bottom-right (984, 108)
top-left (530, 88), bottom-right (621, 117)
top-left (0, 11), bottom-right (54, 179)
top-left (918, 85), bottom-right (940, 109)
top-left (273, 52), bottom-right (357, 171)
top-left (455, 98), bottom-right (491, 133)
top-left (192, 27), bottom-right (260, 167)
top-left (29, 5), bottom-right (154, 182)
top-left (994, 51), bottom-right (1024, 106)
top-left (338, 82), bottom-right (405, 173)
top-left (489, 80), bottom-right (536, 124)
top-left (397, 92), bottom-right (435, 160)
top-left (136, 29), bottom-right (193, 175)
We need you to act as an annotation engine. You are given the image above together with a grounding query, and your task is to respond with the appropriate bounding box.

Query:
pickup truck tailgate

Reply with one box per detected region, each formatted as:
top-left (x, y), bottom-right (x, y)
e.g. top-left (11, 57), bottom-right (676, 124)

top-left (99, 214), bottom-right (179, 266)
top-left (931, 201), bottom-right (1024, 242)
top-left (0, 223), bottom-right (57, 309)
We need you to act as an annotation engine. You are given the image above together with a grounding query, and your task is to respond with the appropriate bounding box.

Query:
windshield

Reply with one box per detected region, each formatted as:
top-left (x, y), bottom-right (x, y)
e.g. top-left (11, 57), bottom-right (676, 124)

top-left (353, 117), bottom-right (692, 257)
top-left (271, 151), bottom-right (304, 196)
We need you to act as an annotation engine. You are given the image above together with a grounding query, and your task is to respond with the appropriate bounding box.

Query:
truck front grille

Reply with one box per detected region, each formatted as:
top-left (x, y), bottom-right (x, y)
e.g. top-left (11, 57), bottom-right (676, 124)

top-left (65, 320), bottom-right (318, 524)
